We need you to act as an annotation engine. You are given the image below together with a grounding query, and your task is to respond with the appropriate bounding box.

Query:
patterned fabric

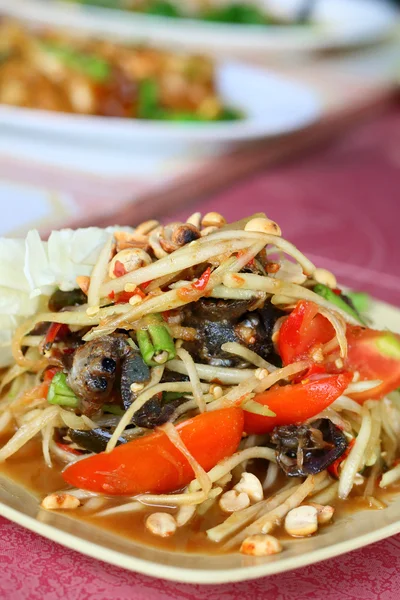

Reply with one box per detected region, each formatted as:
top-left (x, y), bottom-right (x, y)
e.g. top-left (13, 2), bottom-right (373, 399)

top-left (0, 108), bottom-right (399, 598)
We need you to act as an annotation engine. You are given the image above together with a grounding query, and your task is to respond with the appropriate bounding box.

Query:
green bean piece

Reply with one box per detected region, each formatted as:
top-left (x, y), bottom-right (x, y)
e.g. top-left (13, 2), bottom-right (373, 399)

top-left (137, 314), bottom-right (176, 365)
top-left (47, 372), bottom-right (78, 408)
top-left (148, 323), bottom-right (176, 362)
top-left (313, 284), bottom-right (365, 325)
top-left (137, 329), bottom-right (156, 365)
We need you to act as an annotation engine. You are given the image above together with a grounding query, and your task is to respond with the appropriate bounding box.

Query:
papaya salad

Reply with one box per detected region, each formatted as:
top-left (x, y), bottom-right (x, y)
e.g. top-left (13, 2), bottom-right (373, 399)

top-left (0, 213), bottom-right (399, 556)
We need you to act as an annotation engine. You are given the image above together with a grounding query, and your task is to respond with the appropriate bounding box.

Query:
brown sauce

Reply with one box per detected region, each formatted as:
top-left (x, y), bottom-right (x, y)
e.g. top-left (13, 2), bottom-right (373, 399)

top-left (0, 438), bottom-right (399, 555)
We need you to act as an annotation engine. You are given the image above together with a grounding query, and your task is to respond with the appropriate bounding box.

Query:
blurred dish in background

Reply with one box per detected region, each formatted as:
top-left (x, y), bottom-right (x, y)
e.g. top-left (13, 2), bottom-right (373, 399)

top-left (0, 21), bottom-right (240, 122)
top-left (0, 22), bottom-right (321, 146)
top-left (0, 0), bottom-right (397, 54)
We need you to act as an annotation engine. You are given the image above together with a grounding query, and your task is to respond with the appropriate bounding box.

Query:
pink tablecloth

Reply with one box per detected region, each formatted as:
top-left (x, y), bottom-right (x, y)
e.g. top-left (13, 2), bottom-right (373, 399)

top-left (0, 108), bottom-right (400, 599)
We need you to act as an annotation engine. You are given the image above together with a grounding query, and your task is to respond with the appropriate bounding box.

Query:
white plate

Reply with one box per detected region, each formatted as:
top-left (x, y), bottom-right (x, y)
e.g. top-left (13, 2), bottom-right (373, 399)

top-left (0, 0), bottom-right (397, 54)
top-left (0, 62), bottom-right (321, 146)
top-left (0, 296), bottom-right (399, 584)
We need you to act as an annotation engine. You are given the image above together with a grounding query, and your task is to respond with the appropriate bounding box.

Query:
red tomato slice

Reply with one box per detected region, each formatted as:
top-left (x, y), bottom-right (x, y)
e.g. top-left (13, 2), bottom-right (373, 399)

top-left (62, 407), bottom-right (244, 495)
top-left (244, 373), bottom-right (352, 434)
top-left (278, 301), bottom-right (400, 402)
top-left (345, 327), bottom-right (400, 401)
top-left (278, 301), bottom-right (334, 364)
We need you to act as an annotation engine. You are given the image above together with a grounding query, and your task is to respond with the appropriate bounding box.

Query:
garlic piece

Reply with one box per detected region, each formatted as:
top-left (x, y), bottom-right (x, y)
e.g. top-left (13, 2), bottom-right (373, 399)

top-left (41, 493), bottom-right (81, 511)
top-left (255, 368), bottom-right (269, 381)
top-left (219, 490), bottom-right (250, 513)
top-left (210, 384), bottom-right (223, 400)
top-left (244, 217), bottom-right (281, 237)
top-left (234, 472), bottom-right (263, 503)
top-left (145, 512), bottom-right (177, 537)
top-left (284, 505), bottom-right (318, 537)
top-left (240, 534), bottom-right (282, 556)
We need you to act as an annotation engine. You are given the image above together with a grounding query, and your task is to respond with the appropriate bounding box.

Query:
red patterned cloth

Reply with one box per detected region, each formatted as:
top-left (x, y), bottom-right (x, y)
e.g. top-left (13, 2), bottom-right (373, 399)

top-left (0, 108), bottom-right (399, 599)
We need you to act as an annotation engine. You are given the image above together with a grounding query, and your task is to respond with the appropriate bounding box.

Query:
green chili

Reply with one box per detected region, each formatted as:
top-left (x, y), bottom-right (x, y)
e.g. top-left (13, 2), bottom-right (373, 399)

top-left (313, 284), bottom-right (365, 325)
top-left (47, 372), bottom-right (78, 408)
top-left (137, 314), bottom-right (176, 366)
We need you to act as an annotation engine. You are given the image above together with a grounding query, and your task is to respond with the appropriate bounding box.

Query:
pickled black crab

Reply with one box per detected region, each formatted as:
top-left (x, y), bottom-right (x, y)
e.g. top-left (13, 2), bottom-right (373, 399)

top-left (180, 297), bottom-right (284, 368)
top-left (67, 334), bottom-right (150, 416)
top-left (270, 419), bottom-right (348, 477)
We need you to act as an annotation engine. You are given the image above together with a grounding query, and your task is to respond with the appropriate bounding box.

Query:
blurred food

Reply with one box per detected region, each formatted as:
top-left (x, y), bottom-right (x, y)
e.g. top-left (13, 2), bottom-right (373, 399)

top-left (0, 21), bottom-right (241, 121)
top-left (67, 0), bottom-right (312, 25)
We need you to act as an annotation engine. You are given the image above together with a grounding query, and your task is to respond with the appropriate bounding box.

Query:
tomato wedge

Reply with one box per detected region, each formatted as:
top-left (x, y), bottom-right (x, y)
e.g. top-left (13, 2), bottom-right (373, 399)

top-left (243, 373), bottom-right (352, 434)
top-left (62, 407), bottom-right (244, 495)
top-left (278, 300), bottom-right (400, 402)
top-left (278, 300), bottom-right (334, 365)
top-left (345, 327), bottom-right (400, 401)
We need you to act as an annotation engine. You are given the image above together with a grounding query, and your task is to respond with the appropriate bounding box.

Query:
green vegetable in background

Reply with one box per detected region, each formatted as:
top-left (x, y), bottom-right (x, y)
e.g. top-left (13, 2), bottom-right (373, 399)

top-left (313, 284), bottom-right (366, 325)
top-left (203, 3), bottom-right (267, 25)
top-left (137, 78), bottom-right (161, 118)
top-left (144, 0), bottom-right (181, 17)
top-left (41, 41), bottom-right (111, 82)
top-left (47, 372), bottom-right (78, 408)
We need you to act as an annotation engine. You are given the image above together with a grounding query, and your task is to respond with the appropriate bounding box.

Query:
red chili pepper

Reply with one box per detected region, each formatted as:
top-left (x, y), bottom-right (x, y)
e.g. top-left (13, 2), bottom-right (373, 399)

top-left (43, 323), bottom-right (69, 351)
top-left (114, 291), bottom-right (135, 304)
top-left (113, 287), bottom-right (146, 304)
top-left (328, 438), bottom-right (356, 479)
top-left (108, 290), bottom-right (115, 300)
top-left (192, 267), bottom-right (212, 292)
top-left (43, 367), bottom-right (61, 383)
top-left (113, 260), bottom-right (126, 278)
top-left (56, 442), bottom-right (83, 456)
top-left (63, 348), bottom-right (75, 355)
